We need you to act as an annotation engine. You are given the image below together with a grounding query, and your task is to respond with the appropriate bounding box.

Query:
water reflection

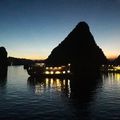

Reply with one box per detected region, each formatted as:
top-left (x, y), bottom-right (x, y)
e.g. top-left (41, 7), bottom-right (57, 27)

top-left (69, 74), bottom-right (103, 105)
top-left (1, 66), bottom-right (120, 120)
top-left (27, 77), bottom-right (71, 96)
top-left (102, 73), bottom-right (120, 85)
top-left (27, 74), bottom-right (102, 100)
top-left (27, 74), bottom-right (102, 119)
top-left (68, 75), bottom-right (102, 119)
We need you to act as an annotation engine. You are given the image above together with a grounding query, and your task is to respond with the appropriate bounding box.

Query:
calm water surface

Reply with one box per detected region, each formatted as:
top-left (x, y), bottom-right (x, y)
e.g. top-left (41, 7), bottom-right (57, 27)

top-left (0, 66), bottom-right (120, 120)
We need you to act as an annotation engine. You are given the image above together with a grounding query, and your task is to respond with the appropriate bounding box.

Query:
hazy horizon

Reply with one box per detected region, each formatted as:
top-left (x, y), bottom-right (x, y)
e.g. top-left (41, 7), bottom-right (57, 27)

top-left (0, 0), bottom-right (120, 59)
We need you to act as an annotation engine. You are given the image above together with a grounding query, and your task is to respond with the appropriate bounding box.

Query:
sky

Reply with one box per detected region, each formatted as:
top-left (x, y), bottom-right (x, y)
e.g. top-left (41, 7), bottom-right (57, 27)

top-left (0, 0), bottom-right (120, 60)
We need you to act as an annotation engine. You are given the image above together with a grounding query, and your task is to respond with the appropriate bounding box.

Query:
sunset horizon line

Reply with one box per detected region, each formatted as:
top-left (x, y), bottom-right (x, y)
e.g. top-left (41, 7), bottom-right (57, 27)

top-left (8, 53), bottom-right (119, 61)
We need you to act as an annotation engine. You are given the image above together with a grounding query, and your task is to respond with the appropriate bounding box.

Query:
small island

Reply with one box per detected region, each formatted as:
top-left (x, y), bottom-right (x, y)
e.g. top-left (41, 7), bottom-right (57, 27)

top-left (26, 21), bottom-right (109, 77)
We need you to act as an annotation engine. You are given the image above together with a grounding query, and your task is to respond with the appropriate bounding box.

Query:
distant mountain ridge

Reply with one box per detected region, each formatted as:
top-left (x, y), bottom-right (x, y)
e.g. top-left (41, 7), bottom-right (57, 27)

top-left (46, 21), bottom-right (107, 74)
top-left (113, 55), bottom-right (120, 65)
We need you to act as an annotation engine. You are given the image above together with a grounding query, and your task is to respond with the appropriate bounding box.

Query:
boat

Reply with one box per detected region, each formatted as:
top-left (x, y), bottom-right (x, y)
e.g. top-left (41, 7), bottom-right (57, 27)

top-left (27, 63), bottom-right (71, 77)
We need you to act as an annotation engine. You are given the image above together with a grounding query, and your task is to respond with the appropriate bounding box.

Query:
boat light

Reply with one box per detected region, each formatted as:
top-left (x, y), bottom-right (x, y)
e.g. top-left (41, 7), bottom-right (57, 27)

top-left (45, 71), bottom-right (50, 74)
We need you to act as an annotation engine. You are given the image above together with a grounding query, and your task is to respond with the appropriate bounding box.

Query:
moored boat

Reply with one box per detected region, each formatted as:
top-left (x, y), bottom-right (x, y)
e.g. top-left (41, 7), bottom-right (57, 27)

top-left (27, 63), bottom-right (71, 77)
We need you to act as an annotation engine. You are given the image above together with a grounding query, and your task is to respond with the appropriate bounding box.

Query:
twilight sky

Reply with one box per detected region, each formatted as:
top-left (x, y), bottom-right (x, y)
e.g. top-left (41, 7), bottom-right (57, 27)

top-left (0, 0), bottom-right (120, 59)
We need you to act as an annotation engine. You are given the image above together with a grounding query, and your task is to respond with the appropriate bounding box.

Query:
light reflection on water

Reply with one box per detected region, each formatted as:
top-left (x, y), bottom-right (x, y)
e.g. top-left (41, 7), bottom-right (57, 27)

top-left (27, 77), bottom-right (71, 97)
top-left (102, 73), bottom-right (120, 86)
top-left (0, 66), bottom-right (120, 120)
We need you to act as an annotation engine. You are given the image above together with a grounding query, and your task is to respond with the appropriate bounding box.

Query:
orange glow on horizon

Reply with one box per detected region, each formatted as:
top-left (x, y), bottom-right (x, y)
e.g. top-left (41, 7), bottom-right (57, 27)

top-left (10, 54), bottom-right (118, 60)
top-left (8, 55), bottom-right (47, 60)
top-left (103, 50), bottom-right (119, 60)
top-left (106, 54), bottom-right (118, 60)
top-left (8, 50), bottom-right (48, 60)
top-left (9, 49), bottom-right (119, 60)
top-left (24, 56), bottom-right (47, 60)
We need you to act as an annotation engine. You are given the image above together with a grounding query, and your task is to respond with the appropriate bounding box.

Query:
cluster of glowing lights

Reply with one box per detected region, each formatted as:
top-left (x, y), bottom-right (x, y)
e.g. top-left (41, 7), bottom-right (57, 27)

top-left (45, 66), bottom-right (62, 70)
top-left (102, 65), bottom-right (120, 72)
top-left (44, 64), bottom-right (71, 74)
top-left (109, 65), bottom-right (120, 71)
top-left (45, 70), bottom-right (70, 74)
top-left (108, 69), bottom-right (115, 71)
top-left (45, 71), bottom-right (61, 74)
top-left (114, 66), bottom-right (120, 70)
top-left (45, 64), bottom-right (71, 70)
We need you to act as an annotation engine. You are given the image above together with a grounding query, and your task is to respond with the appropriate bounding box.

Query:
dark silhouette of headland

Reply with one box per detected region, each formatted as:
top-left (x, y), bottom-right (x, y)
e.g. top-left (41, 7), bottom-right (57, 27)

top-left (8, 57), bottom-right (44, 69)
top-left (0, 47), bottom-right (8, 66)
top-left (0, 47), bottom-right (8, 77)
top-left (112, 55), bottom-right (120, 65)
top-left (46, 21), bottom-right (107, 75)
top-left (8, 57), bottom-right (34, 66)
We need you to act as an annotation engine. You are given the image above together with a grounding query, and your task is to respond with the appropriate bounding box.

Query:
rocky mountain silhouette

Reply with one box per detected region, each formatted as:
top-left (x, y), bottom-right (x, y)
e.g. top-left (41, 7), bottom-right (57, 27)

top-left (46, 21), bottom-right (107, 75)
top-left (0, 47), bottom-right (8, 67)
top-left (0, 47), bottom-right (8, 77)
